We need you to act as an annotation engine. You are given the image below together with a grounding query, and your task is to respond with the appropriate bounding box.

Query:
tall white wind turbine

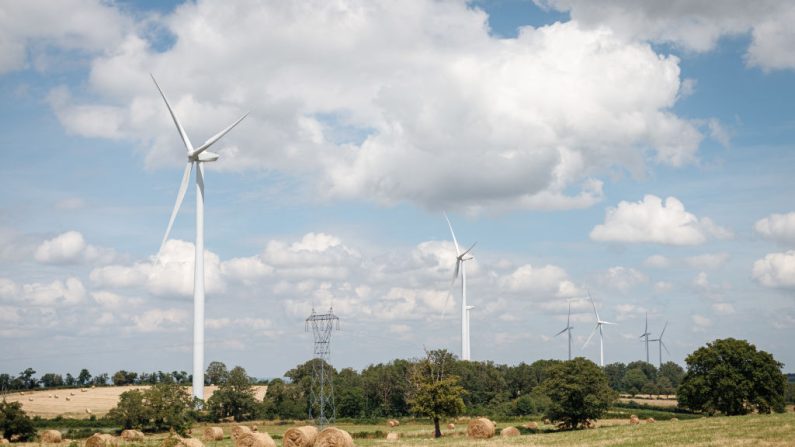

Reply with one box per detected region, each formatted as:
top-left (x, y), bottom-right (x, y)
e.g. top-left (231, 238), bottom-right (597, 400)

top-left (555, 302), bottom-right (574, 360)
top-left (649, 321), bottom-right (669, 368)
top-left (582, 292), bottom-right (616, 366)
top-left (640, 313), bottom-right (651, 363)
top-left (444, 212), bottom-right (476, 361)
top-left (151, 74), bottom-right (247, 401)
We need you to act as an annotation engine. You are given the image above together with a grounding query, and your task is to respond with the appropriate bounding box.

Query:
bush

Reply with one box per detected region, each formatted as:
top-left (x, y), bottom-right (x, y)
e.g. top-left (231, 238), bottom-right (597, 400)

top-left (0, 400), bottom-right (36, 441)
top-left (538, 357), bottom-right (617, 429)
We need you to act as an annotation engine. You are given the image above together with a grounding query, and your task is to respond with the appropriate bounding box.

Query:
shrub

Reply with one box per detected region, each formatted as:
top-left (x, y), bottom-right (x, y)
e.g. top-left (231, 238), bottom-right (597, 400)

top-left (0, 400), bottom-right (36, 441)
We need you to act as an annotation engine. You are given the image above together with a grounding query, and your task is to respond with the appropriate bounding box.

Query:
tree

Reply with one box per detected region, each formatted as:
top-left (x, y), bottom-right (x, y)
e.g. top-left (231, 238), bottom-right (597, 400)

top-left (0, 401), bottom-right (36, 442)
top-left (143, 381), bottom-right (194, 434)
top-left (107, 389), bottom-right (147, 429)
top-left (64, 374), bottom-right (76, 387)
top-left (602, 362), bottom-right (626, 392)
top-left (205, 362), bottom-right (229, 385)
top-left (93, 373), bottom-right (109, 386)
top-left (206, 366), bottom-right (259, 421)
top-left (39, 373), bottom-right (64, 388)
top-left (261, 379), bottom-right (307, 420)
top-left (408, 349), bottom-right (466, 438)
top-left (622, 368), bottom-right (648, 396)
top-left (678, 338), bottom-right (787, 415)
top-left (538, 357), bottom-right (617, 429)
top-left (16, 369), bottom-right (36, 390)
top-left (658, 361), bottom-right (685, 389)
top-left (77, 369), bottom-right (92, 386)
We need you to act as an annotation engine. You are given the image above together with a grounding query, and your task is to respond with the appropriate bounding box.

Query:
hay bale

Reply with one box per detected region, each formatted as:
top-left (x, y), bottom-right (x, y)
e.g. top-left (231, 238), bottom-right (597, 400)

top-left (670, 417), bottom-right (678, 422)
top-left (0, 438), bottom-right (8, 445)
top-left (81, 388), bottom-right (88, 392)
top-left (28, 398), bottom-right (33, 401)
top-left (236, 433), bottom-right (275, 447)
top-left (70, 392), bottom-right (76, 396)
top-left (121, 430), bottom-right (144, 441)
top-left (40, 430), bottom-right (63, 443)
top-left (646, 418), bottom-right (656, 424)
top-left (86, 408), bottom-right (92, 414)
top-left (54, 395), bottom-right (59, 399)
top-left (523, 422), bottom-right (538, 430)
top-left (232, 426), bottom-right (253, 441)
top-left (584, 420), bottom-right (596, 429)
top-left (446, 423), bottom-right (455, 430)
top-left (466, 418), bottom-right (495, 439)
top-left (176, 438), bottom-right (204, 447)
top-left (543, 418), bottom-right (551, 425)
top-left (315, 427), bottom-right (354, 447)
top-left (85, 433), bottom-right (117, 447)
top-left (283, 426), bottom-right (318, 447)
top-left (385, 433), bottom-right (399, 441)
top-left (48, 394), bottom-right (53, 398)
top-left (65, 397), bottom-right (71, 401)
top-left (629, 416), bottom-right (640, 425)
top-left (500, 427), bottom-right (520, 437)
top-left (203, 427), bottom-right (224, 442)
top-left (250, 427), bottom-right (258, 433)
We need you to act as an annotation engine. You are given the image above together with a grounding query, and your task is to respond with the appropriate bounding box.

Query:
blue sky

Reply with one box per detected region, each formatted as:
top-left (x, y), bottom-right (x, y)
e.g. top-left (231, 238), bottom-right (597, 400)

top-left (1, 0), bottom-right (794, 380)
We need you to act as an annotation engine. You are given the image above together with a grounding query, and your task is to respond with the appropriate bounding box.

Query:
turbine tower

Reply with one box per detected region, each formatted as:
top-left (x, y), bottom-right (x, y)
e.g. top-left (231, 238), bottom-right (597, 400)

top-left (582, 292), bottom-right (616, 366)
top-left (640, 312), bottom-right (651, 363)
top-left (151, 75), bottom-right (247, 401)
top-left (445, 212), bottom-right (476, 361)
top-left (466, 305), bottom-right (475, 358)
top-left (555, 302), bottom-right (574, 360)
top-left (649, 321), bottom-right (669, 368)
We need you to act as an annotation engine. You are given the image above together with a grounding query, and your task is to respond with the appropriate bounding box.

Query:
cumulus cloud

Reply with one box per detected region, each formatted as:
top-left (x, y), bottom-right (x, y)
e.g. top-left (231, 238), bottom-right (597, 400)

top-left (597, 266), bottom-right (647, 291)
top-left (754, 212), bottom-right (795, 245)
top-left (34, 231), bottom-right (116, 264)
top-left (752, 250), bottom-right (795, 288)
top-left (43, 1), bottom-right (708, 212)
top-left (537, 0), bottom-right (795, 71)
top-left (590, 195), bottom-right (732, 245)
top-left (692, 314), bottom-right (712, 331)
top-left (497, 264), bottom-right (581, 298)
top-left (21, 277), bottom-right (86, 306)
top-left (132, 308), bottom-right (189, 333)
top-left (644, 254), bottom-right (670, 268)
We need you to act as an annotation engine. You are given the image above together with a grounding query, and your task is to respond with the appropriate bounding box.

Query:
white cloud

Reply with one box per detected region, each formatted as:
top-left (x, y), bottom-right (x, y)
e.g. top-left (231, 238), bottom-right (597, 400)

top-left (752, 250), bottom-right (795, 289)
top-left (686, 252), bottom-right (729, 270)
top-left (654, 281), bottom-right (673, 293)
top-left (590, 195), bottom-right (732, 245)
top-left (34, 231), bottom-right (116, 265)
top-left (692, 314), bottom-right (712, 331)
top-left (754, 212), bottom-right (795, 245)
top-left (644, 254), bottom-right (670, 268)
top-left (537, 0), bottom-right (795, 71)
top-left (498, 264), bottom-right (580, 298)
top-left (132, 308), bottom-right (188, 333)
top-left (712, 303), bottom-right (735, 315)
top-left (90, 290), bottom-right (124, 310)
top-left (598, 266), bottom-right (647, 291)
top-left (47, 1), bottom-right (706, 212)
top-left (21, 277), bottom-right (86, 306)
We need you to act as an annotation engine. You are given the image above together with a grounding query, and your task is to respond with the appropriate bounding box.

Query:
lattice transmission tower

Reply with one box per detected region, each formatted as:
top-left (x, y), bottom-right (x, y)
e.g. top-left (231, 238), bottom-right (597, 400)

top-left (305, 307), bottom-right (340, 428)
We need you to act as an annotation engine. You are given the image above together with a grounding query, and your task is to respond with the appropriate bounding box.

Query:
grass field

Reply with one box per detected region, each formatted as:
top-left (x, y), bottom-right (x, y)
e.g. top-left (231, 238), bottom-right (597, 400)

top-left (2, 386), bottom-right (268, 419)
top-left (6, 413), bottom-right (793, 447)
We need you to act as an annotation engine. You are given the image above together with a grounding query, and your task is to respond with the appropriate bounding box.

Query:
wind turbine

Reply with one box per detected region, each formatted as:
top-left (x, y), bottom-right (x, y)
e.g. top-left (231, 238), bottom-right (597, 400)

top-left (151, 74), bottom-right (247, 401)
top-left (649, 321), bottom-right (669, 368)
top-left (554, 301), bottom-right (574, 360)
top-left (444, 212), bottom-right (476, 361)
top-left (640, 313), bottom-right (651, 363)
top-left (582, 292), bottom-right (616, 366)
top-left (466, 305), bottom-right (475, 358)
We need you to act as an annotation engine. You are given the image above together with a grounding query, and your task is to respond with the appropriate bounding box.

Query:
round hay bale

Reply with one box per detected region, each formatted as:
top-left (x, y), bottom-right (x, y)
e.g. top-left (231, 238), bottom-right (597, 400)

top-left (0, 438), bottom-right (9, 445)
top-left (315, 427), bottom-right (354, 447)
top-left (500, 427), bottom-right (520, 437)
top-left (236, 433), bottom-right (275, 447)
top-left (283, 426), bottom-right (318, 447)
top-left (646, 418), bottom-right (655, 424)
top-left (40, 430), bottom-right (63, 443)
top-left (250, 427), bottom-right (258, 433)
top-left (629, 416), bottom-right (640, 425)
top-left (232, 426), bottom-right (253, 441)
top-left (28, 398), bottom-right (33, 401)
top-left (386, 420), bottom-right (395, 428)
top-left (523, 422), bottom-right (538, 430)
top-left (670, 417), bottom-right (678, 422)
top-left (176, 438), bottom-right (204, 447)
top-left (70, 392), bottom-right (76, 396)
top-left (203, 427), bottom-right (224, 442)
top-left (543, 418), bottom-right (551, 425)
top-left (385, 433), bottom-right (399, 441)
top-left (85, 433), bottom-right (117, 447)
top-left (446, 423), bottom-right (455, 430)
top-left (81, 388), bottom-right (88, 392)
top-left (391, 420), bottom-right (399, 427)
top-left (54, 395), bottom-right (59, 399)
top-left (86, 408), bottom-right (92, 414)
top-left (121, 430), bottom-right (144, 442)
top-left (466, 418), bottom-right (495, 439)
top-left (65, 397), bottom-right (71, 401)
top-left (48, 394), bottom-right (53, 398)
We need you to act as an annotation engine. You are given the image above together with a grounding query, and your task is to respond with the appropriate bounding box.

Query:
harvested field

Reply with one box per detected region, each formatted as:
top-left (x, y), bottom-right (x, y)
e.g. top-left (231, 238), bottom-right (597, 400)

top-left (3, 386), bottom-right (267, 419)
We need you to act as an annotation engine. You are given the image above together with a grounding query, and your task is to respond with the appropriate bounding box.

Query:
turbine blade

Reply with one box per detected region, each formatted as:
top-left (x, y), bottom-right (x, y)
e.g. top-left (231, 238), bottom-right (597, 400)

top-left (451, 259), bottom-right (461, 284)
top-left (661, 340), bottom-right (670, 355)
top-left (660, 321), bottom-right (668, 338)
top-left (191, 112), bottom-right (248, 157)
top-left (554, 327), bottom-right (568, 337)
top-left (158, 162), bottom-right (193, 257)
top-left (588, 291), bottom-right (601, 321)
top-left (439, 285), bottom-right (455, 320)
top-left (582, 324), bottom-right (598, 349)
top-left (460, 241), bottom-right (477, 257)
top-left (151, 74), bottom-right (194, 153)
top-left (443, 212), bottom-right (461, 255)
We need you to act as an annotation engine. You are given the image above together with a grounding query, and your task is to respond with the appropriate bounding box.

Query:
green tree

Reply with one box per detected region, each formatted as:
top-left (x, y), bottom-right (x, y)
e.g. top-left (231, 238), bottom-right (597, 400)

top-left (261, 379), bottom-right (306, 420)
top-left (77, 369), bottom-right (91, 386)
top-left (93, 373), bottom-right (109, 386)
top-left (143, 381), bottom-right (194, 434)
top-left (206, 366), bottom-right (258, 421)
top-left (64, 374), bottom-right (76, 387)
top-left (623, 368), bottom-right (648, 396)
top-left (16, 369), bottom-right (36, 390)
top-left (678, 338), bottom-right (787, 415)
top-left (538, 357), bottom-right (617, 429)
top-left (205, 361), bottom-right (229, 385)
top-left (0, 401), bottom-right (36, 441)
top-left (626, 361), bottom-right (657, 383)
top-left (602, 362), bottom-right (627, 392)
top-left (658, 361), bottom-right (685, 389)
top-left (408, 349), bottom-right (466, 438)
top-left (335, 368), bottom-right (364, 418)
top-left (39, 373), bottom-right (64, 388)
top-left (107, 389), bottom-right (147, 429)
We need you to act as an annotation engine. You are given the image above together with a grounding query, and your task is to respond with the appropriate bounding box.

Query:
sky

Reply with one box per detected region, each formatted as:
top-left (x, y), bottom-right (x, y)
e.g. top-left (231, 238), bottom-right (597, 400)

top-left (1, 0), bottom-right (795, 380)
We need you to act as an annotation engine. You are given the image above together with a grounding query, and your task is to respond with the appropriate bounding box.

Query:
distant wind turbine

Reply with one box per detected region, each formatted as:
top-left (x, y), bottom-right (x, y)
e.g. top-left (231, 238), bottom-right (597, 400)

top-left (554, 302), bottom-right (574, 360)
top-left (444, 212), bottom-right (476, 361)
top-left (640, 312), bottom-right (652, 363)
top-left (582, 292), bottom-right (616, 366)
top-left (649, 321), bottom-right (670, 368)
top-left (151, 74), bottom-right (247, 401)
